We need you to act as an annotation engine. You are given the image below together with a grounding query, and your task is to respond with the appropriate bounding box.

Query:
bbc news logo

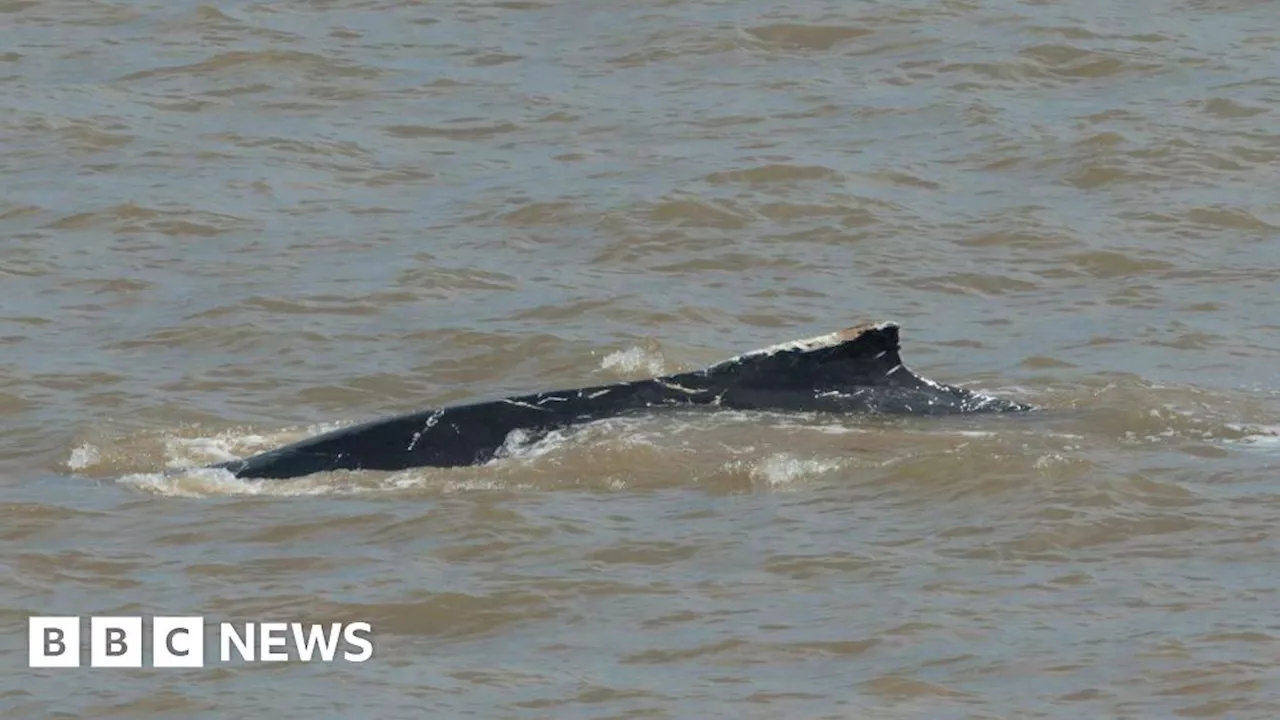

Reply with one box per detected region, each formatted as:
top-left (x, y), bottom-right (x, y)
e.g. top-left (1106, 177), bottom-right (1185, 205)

top-left (28, 616), bottom-right (373, 668)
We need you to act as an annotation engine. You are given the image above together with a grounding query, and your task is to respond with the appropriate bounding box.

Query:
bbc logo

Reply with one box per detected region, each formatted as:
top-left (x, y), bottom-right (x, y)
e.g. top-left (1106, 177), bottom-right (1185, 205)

top-left (29, 616), bottom-right (204, 668)
top-left (29, 616), bottom-right (373, 668)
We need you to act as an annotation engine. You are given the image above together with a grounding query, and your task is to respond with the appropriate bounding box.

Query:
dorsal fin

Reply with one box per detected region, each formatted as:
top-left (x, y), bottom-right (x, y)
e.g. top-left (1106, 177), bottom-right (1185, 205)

top-left (696, 321), bottom-right (905, 390)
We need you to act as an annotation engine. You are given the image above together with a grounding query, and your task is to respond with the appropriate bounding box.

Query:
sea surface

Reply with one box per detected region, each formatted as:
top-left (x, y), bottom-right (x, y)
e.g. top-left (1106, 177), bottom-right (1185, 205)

top-left (3, 0), bottom-right (1280, 717)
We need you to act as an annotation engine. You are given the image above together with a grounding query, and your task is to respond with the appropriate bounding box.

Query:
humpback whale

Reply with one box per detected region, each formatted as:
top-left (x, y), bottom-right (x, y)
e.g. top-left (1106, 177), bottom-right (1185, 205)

top-left (212, 322), bottom-right (1033, 480)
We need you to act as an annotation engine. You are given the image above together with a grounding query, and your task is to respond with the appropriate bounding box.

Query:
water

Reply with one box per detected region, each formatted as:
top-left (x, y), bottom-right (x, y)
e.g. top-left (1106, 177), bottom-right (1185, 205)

top-left (3, 0), bottom-right (1280, 717)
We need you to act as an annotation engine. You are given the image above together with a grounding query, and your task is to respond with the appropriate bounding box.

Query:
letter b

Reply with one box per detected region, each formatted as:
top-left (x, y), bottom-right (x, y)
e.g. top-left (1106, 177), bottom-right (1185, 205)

top-left (48, 628), bottom-right (67, 656)
top-left (91, 617), bottom-right (141, 668)
top-left (28, 617), bottom-right (80, 668)
top-left (106, 628), bottom-right (128, 656)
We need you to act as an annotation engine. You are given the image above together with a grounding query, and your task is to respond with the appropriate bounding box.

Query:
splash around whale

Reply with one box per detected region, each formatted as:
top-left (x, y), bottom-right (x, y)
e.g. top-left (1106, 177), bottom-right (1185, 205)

top-left (212, 322), bottom-right (1034, 480)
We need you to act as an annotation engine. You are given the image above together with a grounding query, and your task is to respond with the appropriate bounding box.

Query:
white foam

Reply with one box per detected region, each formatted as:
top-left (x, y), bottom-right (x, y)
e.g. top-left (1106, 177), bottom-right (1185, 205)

top-left (439, 478), bottom-right (523, 493)
top-left (117, 467), bottom-right (322, 498)
top-left (600, 345), bottom-right (666, 376)
top-left (178, 422), bottom-right (349, 464)
top-left (66, 443), bottom-right (100, 471)
top-left (494, 426), bottom-right (569, 462)
top-left (60, 420), bottom-right (365, 497)
top-left (1223, 423), bottom-right (1280, 451)
top-left (1034, 453), bottom-right (1070, 469)
top-left (162, 433), bottom-right (264, 468)
top-left (723, 452), bottom-right (844, 489)
top-left (790, 423), bottom-right (870, 435)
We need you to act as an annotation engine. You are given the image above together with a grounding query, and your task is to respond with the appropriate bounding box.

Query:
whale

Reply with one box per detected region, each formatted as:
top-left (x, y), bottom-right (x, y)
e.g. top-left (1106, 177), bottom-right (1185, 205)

top-left (211, 322), bottom-right (1034, 480)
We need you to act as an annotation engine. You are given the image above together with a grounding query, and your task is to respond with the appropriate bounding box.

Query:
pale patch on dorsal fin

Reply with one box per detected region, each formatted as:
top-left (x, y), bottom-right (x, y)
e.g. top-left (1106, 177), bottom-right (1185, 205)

top-left (724, 321), bottom-right (899, 363)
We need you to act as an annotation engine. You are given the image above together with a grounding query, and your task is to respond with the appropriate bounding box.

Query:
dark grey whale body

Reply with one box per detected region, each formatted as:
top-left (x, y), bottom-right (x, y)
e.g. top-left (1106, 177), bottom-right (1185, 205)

top-left (213, 322), bottom-right (1033, 480)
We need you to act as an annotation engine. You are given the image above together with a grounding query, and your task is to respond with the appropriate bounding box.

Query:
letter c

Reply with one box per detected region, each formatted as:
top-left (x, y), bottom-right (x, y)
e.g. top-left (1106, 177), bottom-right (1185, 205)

top-left (166, 628), bottom-right (190, 657)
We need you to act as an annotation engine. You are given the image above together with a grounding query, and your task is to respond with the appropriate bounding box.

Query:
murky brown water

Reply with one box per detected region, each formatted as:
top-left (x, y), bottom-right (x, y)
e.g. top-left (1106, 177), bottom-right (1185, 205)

top-left (3, 0), bottom-right (1280, 716)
